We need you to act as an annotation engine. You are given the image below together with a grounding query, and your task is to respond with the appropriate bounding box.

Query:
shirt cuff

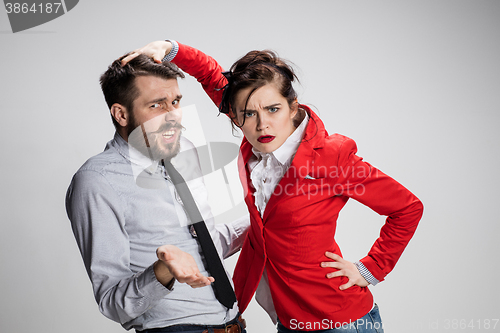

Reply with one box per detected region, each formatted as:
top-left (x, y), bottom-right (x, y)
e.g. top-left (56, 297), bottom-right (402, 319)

top-left (354, 261), bottom-right (380, 286)
top-left (162, 39), bottom-right (179, 62)
top-left (232, 214), bottom-right (251, 238)
top-left (137, 263), bottom-right (174, 300)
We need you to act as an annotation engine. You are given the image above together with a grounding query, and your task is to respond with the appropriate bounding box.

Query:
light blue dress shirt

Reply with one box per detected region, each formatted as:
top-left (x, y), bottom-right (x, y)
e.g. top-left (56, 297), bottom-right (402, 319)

top-left (66, 132), bottom-right (249, 331)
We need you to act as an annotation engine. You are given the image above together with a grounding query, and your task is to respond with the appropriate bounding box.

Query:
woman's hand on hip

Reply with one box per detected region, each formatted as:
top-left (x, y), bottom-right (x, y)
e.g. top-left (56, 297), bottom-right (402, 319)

top-left (321, 252), bottom-right (369, 290)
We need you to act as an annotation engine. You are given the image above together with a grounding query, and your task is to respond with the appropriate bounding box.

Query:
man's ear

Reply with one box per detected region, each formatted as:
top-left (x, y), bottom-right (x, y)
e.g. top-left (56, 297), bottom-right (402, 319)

top-left (110, 103), bottom-right (129, 127)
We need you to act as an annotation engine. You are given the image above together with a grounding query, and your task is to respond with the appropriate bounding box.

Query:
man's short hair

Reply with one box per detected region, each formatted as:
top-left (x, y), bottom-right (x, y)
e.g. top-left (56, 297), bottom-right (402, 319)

top-left (100, 54), bottom-right (185, 128)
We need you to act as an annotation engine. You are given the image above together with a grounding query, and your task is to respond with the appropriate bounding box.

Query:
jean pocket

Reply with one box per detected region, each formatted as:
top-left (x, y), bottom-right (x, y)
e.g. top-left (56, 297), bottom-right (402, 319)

top-left (366, 303), bottom-right (384, 333)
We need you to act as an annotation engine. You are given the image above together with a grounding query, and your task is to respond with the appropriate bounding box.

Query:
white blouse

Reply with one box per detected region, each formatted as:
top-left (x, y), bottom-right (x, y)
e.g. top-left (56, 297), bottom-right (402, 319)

top-left (248, 113), bottom-right (310, 217)
top-left (247, 113), bottom-right (309, 323)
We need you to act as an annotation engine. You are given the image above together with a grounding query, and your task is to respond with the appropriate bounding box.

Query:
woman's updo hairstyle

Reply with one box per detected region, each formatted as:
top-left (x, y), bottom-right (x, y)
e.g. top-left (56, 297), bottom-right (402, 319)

top-left (219, 50), bottom-right (299, 127)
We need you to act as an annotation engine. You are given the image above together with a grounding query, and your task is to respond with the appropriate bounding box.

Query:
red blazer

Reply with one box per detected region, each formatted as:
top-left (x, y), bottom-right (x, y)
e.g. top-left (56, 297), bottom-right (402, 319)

top-left (173, 43), bottom-right (424, 329)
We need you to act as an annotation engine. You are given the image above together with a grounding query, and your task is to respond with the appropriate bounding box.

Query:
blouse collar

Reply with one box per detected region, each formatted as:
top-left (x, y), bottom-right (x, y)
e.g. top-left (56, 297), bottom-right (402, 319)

top-left (251, 112), bottom-right (310, 166)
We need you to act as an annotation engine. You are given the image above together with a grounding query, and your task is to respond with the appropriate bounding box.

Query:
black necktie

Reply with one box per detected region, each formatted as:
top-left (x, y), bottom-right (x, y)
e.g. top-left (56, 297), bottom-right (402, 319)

top-left (162, 159), bottom-right (237, 309)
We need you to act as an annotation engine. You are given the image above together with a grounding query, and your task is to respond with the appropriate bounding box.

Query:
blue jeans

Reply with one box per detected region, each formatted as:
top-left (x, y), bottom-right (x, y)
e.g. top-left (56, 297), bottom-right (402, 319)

top-left (277, 304), bottom-right (384, 333)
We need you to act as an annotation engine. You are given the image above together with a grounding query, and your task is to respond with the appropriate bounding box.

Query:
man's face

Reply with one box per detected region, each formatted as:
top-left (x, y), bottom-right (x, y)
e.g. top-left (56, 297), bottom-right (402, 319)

top-left (127, 75), bottom-right (183, 161)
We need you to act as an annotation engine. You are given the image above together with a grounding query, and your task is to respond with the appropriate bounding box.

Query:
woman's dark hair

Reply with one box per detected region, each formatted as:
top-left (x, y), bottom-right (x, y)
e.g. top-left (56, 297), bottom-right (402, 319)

top-left (219, 50), bottom-right (303, 127)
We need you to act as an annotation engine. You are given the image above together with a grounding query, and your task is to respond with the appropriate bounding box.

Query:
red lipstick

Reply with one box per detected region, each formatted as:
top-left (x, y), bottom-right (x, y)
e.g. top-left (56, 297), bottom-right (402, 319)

top-left (258, 135), bottom-right (275, 143)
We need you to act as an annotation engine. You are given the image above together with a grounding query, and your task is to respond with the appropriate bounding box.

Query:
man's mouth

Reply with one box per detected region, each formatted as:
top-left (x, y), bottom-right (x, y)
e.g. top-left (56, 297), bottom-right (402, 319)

top-left (257, 135), bottom-right (275, 143)
top-left (162, 129), bottom-right (177, 143)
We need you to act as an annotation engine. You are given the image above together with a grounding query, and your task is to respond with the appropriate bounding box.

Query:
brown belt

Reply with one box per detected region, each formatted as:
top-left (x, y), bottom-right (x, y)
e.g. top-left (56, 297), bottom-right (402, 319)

top-left (202, 316), bottom-right (246, 333)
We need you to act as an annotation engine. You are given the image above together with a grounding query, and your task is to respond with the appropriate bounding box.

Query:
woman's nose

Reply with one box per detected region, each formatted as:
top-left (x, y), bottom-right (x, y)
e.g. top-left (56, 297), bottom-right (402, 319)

top-left (256, 113), bottom-right (269, 130)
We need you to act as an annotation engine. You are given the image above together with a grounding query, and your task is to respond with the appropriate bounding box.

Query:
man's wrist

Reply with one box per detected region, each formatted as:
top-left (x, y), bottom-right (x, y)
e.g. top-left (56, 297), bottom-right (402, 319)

top-left (153, 260), bottom-right (175, 288)
top-left (164, 277), bottom-right (175, 290)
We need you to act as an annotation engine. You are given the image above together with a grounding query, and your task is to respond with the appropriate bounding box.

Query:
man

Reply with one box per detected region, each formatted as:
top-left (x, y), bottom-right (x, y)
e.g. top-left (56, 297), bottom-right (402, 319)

top-left (66, 53), bottom-right (248, 332)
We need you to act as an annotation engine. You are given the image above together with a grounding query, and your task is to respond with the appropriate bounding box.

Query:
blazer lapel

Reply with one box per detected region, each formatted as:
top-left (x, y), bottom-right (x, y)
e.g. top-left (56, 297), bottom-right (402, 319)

top-left (262, 139), bottom-right (316, 222)
top-left (262, 107), bottom-right (326, 222)
top-left (239, 106), bottom-right (327, 225)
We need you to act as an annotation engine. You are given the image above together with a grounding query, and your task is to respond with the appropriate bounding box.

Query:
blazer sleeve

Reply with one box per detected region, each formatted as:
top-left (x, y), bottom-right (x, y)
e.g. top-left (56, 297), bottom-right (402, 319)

top-left (172, 42), bottom-right (227, 108)
top-left (335, 137), bottom-right (424, 283)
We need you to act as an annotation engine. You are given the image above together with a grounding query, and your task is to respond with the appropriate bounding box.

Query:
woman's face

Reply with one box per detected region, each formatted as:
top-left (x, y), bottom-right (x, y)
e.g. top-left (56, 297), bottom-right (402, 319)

top-left (234, 83), bottom-right (297, 154)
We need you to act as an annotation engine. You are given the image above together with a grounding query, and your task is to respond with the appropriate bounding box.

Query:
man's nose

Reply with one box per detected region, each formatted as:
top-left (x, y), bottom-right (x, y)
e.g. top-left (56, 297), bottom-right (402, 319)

top-left (164, 107), bottom-right (181, 122)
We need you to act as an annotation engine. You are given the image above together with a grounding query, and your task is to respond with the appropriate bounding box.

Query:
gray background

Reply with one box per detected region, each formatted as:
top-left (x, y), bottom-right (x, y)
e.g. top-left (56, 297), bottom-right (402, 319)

top-left (1, 1), bottom-right (499, 332)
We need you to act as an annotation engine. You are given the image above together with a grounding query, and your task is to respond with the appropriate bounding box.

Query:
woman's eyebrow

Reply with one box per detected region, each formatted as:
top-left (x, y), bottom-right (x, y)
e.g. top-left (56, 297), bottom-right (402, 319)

top-left (239, 103), bottom-right (282, 112)
top-left (263, 103), bottom-right (281, 109)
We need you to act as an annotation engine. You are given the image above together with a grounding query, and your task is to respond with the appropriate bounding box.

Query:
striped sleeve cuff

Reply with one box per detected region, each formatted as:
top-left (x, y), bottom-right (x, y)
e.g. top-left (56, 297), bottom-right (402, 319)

top-left (355, 261), bottom-right (380, 286)
top-left (162, 39), bottom-right (179, 62)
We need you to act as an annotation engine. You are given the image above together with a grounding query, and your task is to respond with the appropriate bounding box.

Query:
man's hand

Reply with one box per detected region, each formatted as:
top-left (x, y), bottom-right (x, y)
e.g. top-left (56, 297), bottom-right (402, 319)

top-left (154, 244), bottom-right (214, 288)
top-left (121, 40), bottom-right (173, 66)
top-left (321, 252), bottom-right (369, 290)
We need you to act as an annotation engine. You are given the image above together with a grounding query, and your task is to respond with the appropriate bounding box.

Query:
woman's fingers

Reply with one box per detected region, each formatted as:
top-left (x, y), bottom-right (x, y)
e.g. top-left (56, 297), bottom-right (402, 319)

top-left (321, 251), bottom-right (369, 290)
top-left (120, 41), bottom-right (172, 66)
top-left (121, 51), bottom-right (140, 66)
top-left (339, 279), bottom-right (355, 290)
top-left (324, 251), bottom-right (342, 261)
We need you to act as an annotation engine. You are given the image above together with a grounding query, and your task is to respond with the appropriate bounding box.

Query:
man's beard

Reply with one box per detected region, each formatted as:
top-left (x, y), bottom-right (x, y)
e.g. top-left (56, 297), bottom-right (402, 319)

top-left (127, 117), bottom-right (183, 161)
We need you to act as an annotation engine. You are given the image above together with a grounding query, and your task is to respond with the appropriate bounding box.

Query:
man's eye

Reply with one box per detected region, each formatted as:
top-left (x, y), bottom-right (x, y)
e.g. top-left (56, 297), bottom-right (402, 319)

top-left (244, 112), bottom-right (254, 118)
top-left (152, 101), bottom-right (175, 110)
top-left (172, 100), bottom-right (179, 106)
top-left (268, 107), bottom-right (278, 113)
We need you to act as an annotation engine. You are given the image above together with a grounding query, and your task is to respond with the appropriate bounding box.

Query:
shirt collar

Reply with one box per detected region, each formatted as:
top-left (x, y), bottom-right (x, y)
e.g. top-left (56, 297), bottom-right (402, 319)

top-left (251, 112), bottom-right (310, 166)
top-left (111, 132), bottom-right (160, 175)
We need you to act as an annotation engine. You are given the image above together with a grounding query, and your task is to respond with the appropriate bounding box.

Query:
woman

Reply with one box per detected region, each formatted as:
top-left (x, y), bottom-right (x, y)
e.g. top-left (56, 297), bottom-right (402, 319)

top-left (124, 40), bottom-right (423, 332)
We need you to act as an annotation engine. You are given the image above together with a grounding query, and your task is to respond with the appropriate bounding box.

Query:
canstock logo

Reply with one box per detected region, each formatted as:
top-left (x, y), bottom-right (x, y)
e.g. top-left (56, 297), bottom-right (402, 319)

top-left (4, 0), bottom-right (79, 32)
